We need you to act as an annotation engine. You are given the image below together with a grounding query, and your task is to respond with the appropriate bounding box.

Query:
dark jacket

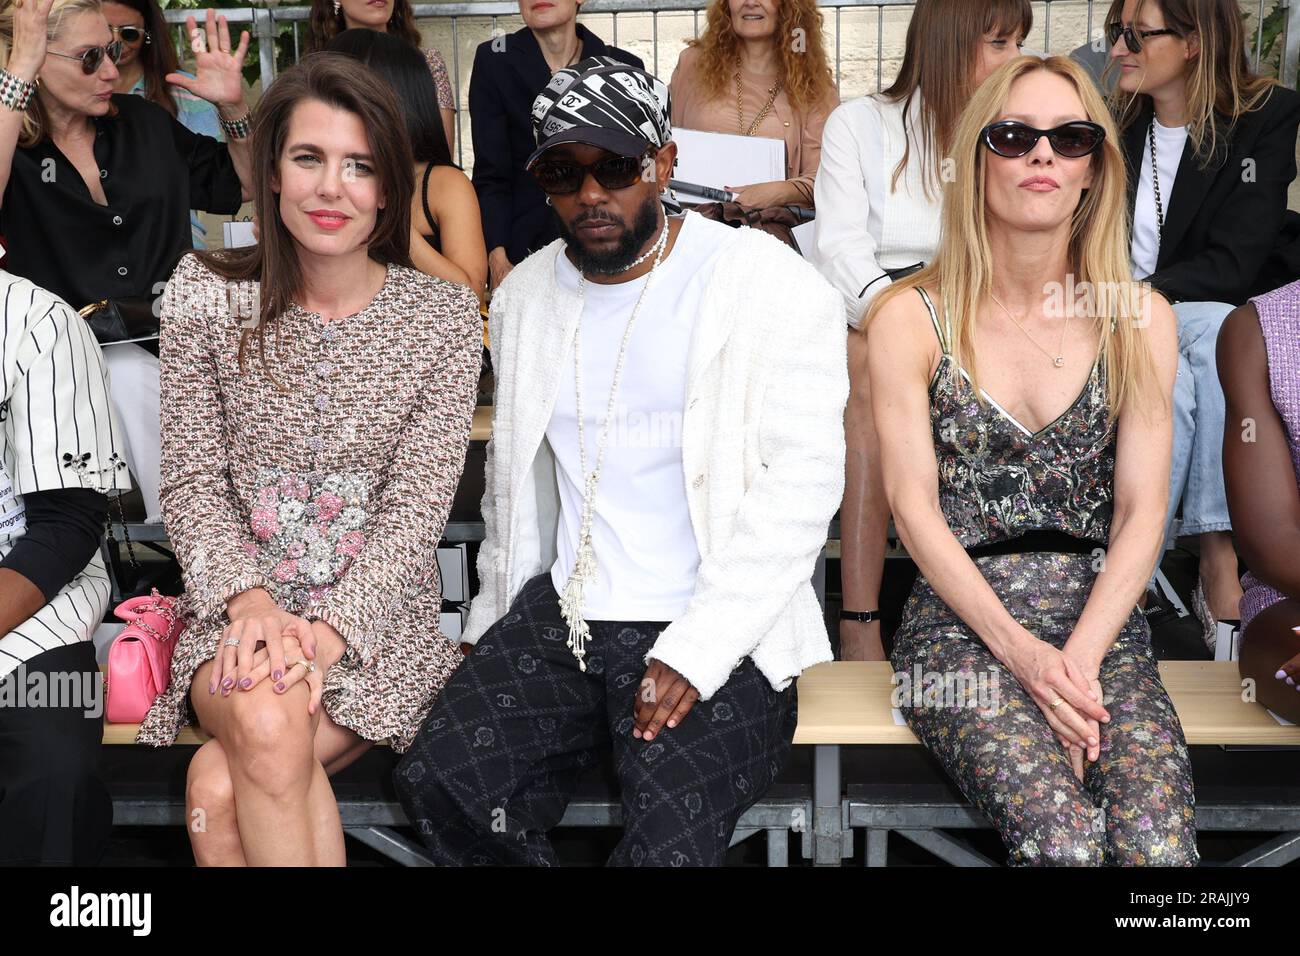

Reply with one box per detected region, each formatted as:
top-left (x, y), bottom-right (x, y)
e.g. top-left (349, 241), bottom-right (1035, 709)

top-left (468, 25), bottom-right (644, 266)
top-left (1123, 85), bottom-right (1300, 306)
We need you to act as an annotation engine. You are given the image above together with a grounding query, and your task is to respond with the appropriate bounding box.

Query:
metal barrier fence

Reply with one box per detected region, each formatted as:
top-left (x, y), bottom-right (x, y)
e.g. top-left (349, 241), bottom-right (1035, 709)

top-left (164, 0), bottom-right (1300, 169)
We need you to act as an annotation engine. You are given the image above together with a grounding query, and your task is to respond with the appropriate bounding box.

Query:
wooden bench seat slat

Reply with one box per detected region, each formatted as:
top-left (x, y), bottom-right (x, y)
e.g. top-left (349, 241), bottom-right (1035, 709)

top-left (102, 661), bottom-right (1300, 748)
top-left (790, 661), bottom-right (1300, 746)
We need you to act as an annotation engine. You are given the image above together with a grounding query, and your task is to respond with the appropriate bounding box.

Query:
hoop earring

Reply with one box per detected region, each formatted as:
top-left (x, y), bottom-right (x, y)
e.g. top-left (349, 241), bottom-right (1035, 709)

top-left (545, 196), bottom-right (553, 206)
top-left (333, 0), bottom-right (342, 16)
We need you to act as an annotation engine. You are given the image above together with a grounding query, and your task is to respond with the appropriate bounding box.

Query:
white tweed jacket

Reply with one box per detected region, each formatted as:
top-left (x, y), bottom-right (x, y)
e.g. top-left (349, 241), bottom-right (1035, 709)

top-left (463, 215), bottom-right (848, 699)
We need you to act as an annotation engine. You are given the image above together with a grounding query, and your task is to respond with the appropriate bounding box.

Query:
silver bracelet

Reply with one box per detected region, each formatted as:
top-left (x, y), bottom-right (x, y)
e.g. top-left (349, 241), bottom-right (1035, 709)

top-left (219, 111), bottom-right (252, 140)
top-left (0, 68), bottom-right (36, 113)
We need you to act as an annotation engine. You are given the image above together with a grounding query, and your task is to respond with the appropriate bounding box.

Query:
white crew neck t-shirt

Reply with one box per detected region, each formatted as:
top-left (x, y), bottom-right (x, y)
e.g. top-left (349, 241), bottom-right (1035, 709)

top-left (547, 211), bottom-right (730, 622)
top-left (1131, 117), bottom-right (1188, 279)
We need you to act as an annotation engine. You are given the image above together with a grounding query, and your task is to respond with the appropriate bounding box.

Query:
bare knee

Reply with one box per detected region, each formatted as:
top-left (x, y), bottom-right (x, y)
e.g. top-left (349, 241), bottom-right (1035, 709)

top-left (223, 694), bottom-right (314, 796)
top-left (186, 742), bottom-right (236, 815)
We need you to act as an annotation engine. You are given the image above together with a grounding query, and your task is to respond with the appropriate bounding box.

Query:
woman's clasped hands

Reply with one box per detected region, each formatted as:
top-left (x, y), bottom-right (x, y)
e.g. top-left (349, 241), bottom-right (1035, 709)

top-left (212, 588), bottom-right (347, 717)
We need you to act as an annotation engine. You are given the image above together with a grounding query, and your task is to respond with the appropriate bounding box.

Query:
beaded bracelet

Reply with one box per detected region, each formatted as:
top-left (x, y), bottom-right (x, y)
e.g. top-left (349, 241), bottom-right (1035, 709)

top-left (219, 111), bottom-right (252, 140)
top-left (0, 69), bottom-right (36, 113)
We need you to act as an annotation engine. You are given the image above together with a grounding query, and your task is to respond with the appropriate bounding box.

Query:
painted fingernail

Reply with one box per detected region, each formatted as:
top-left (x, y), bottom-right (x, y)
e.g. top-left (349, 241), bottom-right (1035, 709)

top-left (222, 677), bottom-right (234, 690)
top-left (209, 682), bottom-right (216, 695)
top-left (276, 682), bottom-right (285, 692)
top-left (273, 670), bottom-right (282, 682)
top-left (1288, 677), bottom-right (1296, 687)
top-left (240, 677), bottom-right (252, 689)
top-left (1277, 669), bottom-right (1288, 680)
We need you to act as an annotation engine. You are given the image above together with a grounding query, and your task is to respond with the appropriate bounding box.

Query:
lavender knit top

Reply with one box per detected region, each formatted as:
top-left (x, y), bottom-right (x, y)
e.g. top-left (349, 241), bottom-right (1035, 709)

top-left (1239, 279), bottom-right (1300, 631)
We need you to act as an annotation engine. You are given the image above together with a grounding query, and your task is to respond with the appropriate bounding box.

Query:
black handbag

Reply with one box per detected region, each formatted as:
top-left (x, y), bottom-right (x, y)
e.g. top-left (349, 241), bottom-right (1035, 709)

top-left (77, 296), bottom-right (160, 344)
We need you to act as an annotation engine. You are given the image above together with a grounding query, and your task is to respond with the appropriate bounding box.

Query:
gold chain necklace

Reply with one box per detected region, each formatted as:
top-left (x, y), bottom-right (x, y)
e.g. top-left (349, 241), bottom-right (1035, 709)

top-left (735, 70), bottom-right (781, 136)
top-left (989, 293), bottom-right (1072, 368)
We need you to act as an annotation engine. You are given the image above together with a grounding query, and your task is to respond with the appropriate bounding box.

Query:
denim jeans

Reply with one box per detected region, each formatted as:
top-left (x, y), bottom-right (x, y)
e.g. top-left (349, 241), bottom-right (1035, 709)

top-left (1165, 300), bottom-right (1235, 550)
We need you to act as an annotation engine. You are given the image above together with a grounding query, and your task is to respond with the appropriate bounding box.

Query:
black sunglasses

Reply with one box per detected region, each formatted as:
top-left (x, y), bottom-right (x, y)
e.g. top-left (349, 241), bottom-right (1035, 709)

top-left (1105, 20), bottom-right (1179, 53)
top-left (46, 40), bottom-right (124, 75)
top-left (110, 25), bottom-right (151, 44)
top-left (531, 152), bottom-right (651, 196)
top-left (981, 120), bottom-right (1107, 159)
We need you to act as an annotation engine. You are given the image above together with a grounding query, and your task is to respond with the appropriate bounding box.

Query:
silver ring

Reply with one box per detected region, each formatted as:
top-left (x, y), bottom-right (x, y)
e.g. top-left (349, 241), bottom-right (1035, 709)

top-left (224, 637), bottom-right (241, 648)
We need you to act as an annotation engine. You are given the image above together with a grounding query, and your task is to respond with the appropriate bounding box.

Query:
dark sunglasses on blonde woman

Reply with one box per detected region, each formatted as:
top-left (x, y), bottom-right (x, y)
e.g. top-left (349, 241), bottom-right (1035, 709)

top-left (45, 39), bottom-right (125, 75)
top-left (980, 120), bottom-right (1107, 159)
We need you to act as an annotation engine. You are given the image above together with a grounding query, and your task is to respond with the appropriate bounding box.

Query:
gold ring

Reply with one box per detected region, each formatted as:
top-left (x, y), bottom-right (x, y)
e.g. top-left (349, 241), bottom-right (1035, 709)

top-left (1049, 697), bottom-right (1064, 709)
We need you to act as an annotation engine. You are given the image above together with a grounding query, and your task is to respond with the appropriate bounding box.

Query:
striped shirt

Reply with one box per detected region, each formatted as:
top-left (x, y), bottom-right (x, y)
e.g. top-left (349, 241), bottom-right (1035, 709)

top-left (0, 271), bottom-right (130, 681)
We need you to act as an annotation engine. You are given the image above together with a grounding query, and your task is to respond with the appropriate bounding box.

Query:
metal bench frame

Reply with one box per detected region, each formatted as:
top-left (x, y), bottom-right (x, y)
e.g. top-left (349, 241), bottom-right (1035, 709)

top-left (845, 794), bottom-right (1300, 867)
top-left (110, 793), bottom-right (810, 867)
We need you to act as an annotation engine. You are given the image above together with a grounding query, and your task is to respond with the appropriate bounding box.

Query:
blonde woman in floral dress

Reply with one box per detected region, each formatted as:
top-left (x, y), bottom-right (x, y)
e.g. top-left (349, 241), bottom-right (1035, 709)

top-left (135, 53), bottom-right (481, 867)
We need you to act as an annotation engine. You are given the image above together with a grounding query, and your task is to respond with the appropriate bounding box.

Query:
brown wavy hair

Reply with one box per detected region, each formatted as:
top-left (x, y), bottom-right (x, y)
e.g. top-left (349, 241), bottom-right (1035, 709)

top-left (195, 52), bottom-right (415, 374)
top-left (685, 0), bottom-right (834, 112)
top-left (1103, 0), bottom-right (1277, 165)
top-left (304, 0), bottom-right (421, 54)
top-left (104, 0), bottom-right (180, 117)
top-left (883, 0), bottom-right (1033, 198)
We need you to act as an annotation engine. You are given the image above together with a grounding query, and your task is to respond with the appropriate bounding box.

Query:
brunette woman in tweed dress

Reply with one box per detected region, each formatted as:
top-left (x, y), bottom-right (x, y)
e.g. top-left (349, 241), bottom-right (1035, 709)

top-left (136, 53), bottom-right (481, 866)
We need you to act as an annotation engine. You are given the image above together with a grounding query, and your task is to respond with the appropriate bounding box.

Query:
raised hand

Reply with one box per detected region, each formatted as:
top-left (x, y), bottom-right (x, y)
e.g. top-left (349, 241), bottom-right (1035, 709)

top-left (7, 0), bottom-right (58, 81)
top-left (165, 9), bottom-right (250, 110)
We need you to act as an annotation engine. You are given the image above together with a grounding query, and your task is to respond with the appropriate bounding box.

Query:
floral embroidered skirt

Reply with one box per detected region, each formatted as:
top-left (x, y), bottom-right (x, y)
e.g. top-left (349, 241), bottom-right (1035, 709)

top-left (891, 551), bottom-right (1198, 866)
top-left (136, 605), bottom-right (463, 753)
top-left (136, 469), bottom-right (465, 751)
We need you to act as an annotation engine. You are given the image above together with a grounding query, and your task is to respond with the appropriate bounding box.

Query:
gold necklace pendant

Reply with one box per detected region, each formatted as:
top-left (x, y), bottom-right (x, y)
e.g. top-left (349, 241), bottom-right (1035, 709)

top-left (989, 292), bottom-right (1071, 369)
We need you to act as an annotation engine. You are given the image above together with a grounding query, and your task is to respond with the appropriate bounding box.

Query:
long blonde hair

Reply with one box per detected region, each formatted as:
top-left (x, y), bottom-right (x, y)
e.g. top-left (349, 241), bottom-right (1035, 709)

top-left (685, 0), bottom-right (834, 112)
top-left (0, 0), bottom-right (107, 146)
top-left (866, 55), bottom-right (1158, 423)
top-left (1103, 0), bottom-right (1278, 165)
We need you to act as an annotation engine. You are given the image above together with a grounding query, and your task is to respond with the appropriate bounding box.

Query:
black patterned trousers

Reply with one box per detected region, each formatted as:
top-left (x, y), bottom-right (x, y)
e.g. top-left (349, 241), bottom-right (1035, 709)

top-left (395, 574), bottom-right (798, 866)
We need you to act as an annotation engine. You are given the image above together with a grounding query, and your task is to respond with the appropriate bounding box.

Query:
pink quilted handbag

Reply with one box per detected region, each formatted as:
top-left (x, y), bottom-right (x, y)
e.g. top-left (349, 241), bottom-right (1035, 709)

top-left (105, 590), bottom-right (183, 723)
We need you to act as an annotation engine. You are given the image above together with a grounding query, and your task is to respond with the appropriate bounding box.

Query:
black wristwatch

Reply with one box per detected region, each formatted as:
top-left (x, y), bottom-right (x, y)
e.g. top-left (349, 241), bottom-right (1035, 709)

top-left (839, 609), bottom-right (879, 622)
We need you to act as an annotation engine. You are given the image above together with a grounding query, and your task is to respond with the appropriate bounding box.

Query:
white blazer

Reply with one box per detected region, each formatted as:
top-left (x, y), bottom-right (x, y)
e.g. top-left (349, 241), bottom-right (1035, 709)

top-left (464, 215), bottom-right (848, 700)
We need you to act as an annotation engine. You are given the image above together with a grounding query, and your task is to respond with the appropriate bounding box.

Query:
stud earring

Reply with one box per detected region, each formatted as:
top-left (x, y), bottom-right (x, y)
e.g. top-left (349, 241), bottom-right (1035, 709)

top-left (333, 0), bottom-right (341, 15)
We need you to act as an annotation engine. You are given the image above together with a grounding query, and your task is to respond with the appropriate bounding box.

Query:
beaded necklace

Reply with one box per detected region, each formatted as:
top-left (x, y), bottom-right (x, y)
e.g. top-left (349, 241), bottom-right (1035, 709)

top-left (558, 221), bottom-right (672, 669)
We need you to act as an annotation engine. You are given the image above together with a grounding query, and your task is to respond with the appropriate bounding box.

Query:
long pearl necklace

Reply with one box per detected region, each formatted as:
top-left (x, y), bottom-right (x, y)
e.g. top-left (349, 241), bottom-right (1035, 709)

top-left (558, 222), bottom-right (671, 670)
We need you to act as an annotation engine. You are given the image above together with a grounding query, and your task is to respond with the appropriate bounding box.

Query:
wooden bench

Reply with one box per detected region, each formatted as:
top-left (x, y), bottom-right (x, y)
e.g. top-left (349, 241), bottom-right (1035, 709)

top-left (793, 661), bottom-right (1300, 865)
top-left (102, 661), bottom-right (1300, 866)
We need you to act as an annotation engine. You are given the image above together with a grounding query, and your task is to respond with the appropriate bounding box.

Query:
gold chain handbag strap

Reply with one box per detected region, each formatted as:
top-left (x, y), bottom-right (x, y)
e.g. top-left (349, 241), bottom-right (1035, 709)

top-left (124, 589), bottom-right (179, 643)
